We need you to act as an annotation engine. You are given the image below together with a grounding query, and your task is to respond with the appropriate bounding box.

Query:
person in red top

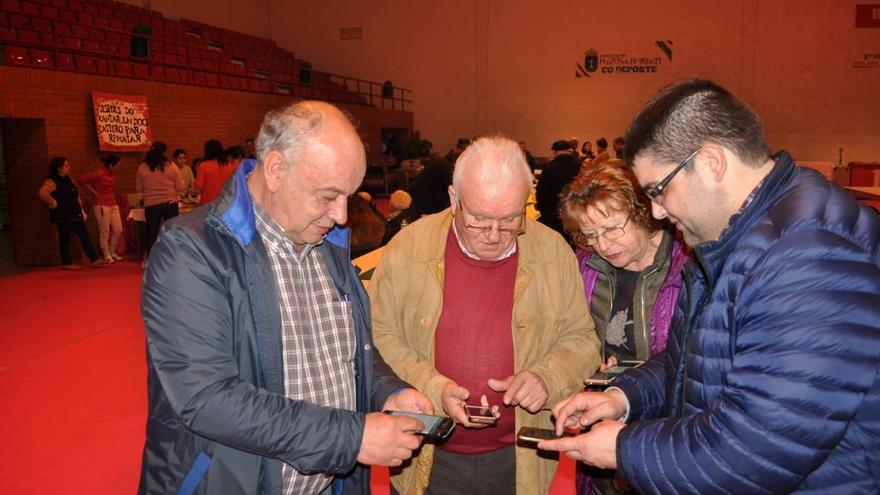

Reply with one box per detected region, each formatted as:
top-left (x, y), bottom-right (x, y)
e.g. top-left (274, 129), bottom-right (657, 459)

top-left (193, 139), bottom-right (238, 205)
top-left (78, 154), bottom-right (124, 263)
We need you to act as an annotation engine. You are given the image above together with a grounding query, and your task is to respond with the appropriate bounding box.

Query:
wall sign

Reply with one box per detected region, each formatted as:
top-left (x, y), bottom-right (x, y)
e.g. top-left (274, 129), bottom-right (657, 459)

top-left (576, 41), bottom-right (673, 78)
top-left (92, 91), bottom-right (152, 151)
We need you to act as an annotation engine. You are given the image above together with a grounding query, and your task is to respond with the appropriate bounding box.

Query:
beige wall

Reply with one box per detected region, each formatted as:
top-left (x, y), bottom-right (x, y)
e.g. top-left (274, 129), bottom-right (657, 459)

top-left (124, 0), bottom-right (880, 162)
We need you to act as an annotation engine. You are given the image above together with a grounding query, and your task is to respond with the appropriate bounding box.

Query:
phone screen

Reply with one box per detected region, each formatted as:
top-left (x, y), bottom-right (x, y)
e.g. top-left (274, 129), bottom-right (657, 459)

top-left (464, 405), bottom-right (497, 423)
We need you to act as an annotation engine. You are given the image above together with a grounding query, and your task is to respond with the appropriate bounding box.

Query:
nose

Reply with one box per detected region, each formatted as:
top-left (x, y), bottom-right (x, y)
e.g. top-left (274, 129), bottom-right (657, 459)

top-left (328, 196), bottom-right (348, 225)
top-left (594, 235), bottom-right (612, 253)
top-left (485, 224), bottom-right (502, 243)
top-left (651, 201), bottom-right (668, 220)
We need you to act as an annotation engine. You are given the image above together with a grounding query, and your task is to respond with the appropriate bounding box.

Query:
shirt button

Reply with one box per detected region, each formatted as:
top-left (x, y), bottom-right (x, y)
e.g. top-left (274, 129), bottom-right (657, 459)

top-left (438, 262), bottom-right (444, 269)
top-left (364, 343), bottom-right (371, 351)
top-left (420, 317), bottom-right (430, 326)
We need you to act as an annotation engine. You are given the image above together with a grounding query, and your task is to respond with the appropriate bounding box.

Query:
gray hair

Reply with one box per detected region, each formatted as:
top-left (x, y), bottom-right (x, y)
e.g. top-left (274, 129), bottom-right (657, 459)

top-left (452, 135), bottom-right (533, 197)
top-left (255, 102), bottom-right (324, 167)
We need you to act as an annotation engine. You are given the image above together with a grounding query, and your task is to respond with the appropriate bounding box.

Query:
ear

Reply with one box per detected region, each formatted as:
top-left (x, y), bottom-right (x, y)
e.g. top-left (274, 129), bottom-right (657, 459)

top-left (447, 185), bottom-right (460, 214)
top-left (261, 150), bottom-right (288, 193)
top-left (699, 144), bottom-right (728, 184)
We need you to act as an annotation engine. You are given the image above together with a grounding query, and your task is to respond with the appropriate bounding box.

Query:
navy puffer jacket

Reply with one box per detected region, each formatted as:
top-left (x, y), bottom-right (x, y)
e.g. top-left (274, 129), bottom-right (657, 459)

top-left (614, 151), bottom-right (880, 494)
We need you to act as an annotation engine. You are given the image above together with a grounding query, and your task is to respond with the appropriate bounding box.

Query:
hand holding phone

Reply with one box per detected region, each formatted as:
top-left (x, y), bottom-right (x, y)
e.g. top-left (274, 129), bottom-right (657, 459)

top-left (516, 426), bottom-right (576, 445)
top-left (584, 360), bottom-right (644, 387)
top-left (383, 410), bottom-right (455, 441)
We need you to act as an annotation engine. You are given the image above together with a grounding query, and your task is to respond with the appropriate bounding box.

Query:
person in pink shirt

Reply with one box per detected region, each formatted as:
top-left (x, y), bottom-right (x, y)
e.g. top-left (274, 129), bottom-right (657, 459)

top-left (136, 142), bottom-right (184, 262)
top-left (79, 154), bottom-right (124, 263)
top-left (193, 139), bottom-right (238, 205)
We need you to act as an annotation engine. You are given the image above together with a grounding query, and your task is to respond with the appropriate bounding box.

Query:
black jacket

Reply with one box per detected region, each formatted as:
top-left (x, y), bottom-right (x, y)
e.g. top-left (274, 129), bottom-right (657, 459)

top-left (138, 159), bottom-right (409, 495)
top-left (535, 152), bottom-right (580, 240)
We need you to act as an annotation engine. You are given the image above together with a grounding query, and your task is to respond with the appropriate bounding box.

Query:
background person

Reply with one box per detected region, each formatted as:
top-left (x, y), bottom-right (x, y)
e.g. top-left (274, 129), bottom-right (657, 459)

top-left (136, 141), bottom-right (183, 263)
top-left (38, 157), bottom-right (107, 270)
top-left (559, 163), bottom-right (688, 494)
top-left (193, 139), bottom-right (235, 205)
top-left (171, 148), bottom-right (193, 201)
top-left (535, 139), bottom-right (582, 242)
top-left (79, 154), bottom-right (124, 263)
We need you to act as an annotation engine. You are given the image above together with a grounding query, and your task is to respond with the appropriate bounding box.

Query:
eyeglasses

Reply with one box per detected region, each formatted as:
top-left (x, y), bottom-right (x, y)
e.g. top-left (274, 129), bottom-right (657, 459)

top-left (643, 148), bottom-right (700, 203)
top-left (456, 200), bottom-right (525, 236)
top-left (582, 216), bottom-right (630, 246)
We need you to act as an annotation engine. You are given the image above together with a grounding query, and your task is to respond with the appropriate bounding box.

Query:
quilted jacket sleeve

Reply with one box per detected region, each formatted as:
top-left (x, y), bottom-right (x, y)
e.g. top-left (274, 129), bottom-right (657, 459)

top-left (617, 225), bottom-right (880, 494)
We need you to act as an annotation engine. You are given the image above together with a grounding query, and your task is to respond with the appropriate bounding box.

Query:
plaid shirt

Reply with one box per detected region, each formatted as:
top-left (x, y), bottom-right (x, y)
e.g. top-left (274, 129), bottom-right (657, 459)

top-left (254, 205), bottom-right (356, 495)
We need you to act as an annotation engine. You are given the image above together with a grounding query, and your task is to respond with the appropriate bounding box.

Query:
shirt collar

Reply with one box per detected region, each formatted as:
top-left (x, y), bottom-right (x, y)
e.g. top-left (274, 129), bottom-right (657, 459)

top-left (252, 202), bottom-right (320, 258)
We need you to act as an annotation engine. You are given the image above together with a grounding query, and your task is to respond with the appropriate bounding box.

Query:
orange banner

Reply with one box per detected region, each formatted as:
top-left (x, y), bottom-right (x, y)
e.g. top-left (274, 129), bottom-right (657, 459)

top-left (92, 91), bottom-right (152, 152)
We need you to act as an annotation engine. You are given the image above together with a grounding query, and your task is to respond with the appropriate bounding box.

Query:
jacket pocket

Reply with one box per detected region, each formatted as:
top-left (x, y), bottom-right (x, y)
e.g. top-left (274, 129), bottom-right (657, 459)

top-left (177, 451), bottom-right (212, 495)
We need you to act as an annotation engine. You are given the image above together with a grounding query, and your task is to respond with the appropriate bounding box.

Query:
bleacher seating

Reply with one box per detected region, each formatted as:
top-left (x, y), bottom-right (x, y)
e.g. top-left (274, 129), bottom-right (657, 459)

top-left (0, 0), bottom-right (388, 107)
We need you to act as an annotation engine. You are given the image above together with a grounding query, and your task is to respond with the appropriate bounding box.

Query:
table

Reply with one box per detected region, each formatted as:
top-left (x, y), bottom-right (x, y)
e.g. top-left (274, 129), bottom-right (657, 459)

top-left (845, 187), bottom-right (880, 200)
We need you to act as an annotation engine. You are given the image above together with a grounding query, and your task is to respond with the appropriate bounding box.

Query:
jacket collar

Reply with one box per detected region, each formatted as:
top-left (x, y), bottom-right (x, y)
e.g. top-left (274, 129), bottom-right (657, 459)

top-left (208, 158), bottom-right (351, 251)
top-left (693, 150), bottom-right (797, 283)
top-left (412, 208), bottom-right (556, 265)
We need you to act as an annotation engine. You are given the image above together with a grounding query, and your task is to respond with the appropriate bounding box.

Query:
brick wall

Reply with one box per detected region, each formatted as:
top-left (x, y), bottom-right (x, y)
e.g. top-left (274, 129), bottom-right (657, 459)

top-left (0, 66), bottom-right (413, 266)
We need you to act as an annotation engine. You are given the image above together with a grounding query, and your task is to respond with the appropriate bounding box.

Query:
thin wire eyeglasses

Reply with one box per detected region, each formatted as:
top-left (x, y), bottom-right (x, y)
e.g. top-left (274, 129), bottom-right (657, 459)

top-left (582, 216), bottom-right (630, 246)
top-left (456, 200), bottom-right (526, 236)
top-left (643, 148), bottom-right (700, 203)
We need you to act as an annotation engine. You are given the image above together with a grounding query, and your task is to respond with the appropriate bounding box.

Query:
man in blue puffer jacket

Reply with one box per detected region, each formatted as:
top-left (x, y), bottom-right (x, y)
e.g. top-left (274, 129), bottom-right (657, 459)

top-left (541, 79), bottom-right (880, 494)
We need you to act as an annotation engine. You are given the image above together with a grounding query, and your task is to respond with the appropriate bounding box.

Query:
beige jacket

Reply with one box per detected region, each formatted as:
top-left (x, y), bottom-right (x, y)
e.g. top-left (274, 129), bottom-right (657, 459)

top-left (369, 210), bottom-right (601, 494)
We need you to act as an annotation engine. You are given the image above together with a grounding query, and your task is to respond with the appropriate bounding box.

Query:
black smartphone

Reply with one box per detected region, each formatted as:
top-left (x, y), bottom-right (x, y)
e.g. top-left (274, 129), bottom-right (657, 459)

top-left (516, 426), bottom-right (575, 444)
top-left (383, 410), bottom-right (455, 441)
top-left (583, 360), bottom-right (644, 387)
top-left (464, 405), bottom-right (498, 424)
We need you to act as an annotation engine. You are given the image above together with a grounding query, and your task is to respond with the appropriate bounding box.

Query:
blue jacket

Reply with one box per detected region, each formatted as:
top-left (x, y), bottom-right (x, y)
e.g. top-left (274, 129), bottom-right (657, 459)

top-left (138, 159), bottom-right (409, 495)
top-left (614, 151), bottom-right (880, 494)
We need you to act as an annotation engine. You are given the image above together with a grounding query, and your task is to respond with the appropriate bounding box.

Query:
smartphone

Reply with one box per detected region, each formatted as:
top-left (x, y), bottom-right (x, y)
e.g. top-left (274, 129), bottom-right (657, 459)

top-left (464, 405), bottom-right (498, 424)
top-left (516, 426), bottom-right (575, 444)
top-left (583, 360), bottom-right (644, 387)
top-left (383, 410), bottom-right (455, 441)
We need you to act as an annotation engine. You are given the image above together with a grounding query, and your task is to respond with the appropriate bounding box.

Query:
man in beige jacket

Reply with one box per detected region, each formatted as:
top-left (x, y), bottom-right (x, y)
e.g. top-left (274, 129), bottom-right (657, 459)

top-left (369, 135), bottom-right (602, 494)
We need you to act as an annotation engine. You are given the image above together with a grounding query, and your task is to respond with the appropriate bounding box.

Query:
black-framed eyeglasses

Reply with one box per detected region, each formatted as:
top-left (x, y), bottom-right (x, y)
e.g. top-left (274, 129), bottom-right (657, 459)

top-left (456, 200), bottom-right (526, 236)
top-left (643, 148), bottom-right (700, 203)
top-left (581, 216), bottom-right (630, 246)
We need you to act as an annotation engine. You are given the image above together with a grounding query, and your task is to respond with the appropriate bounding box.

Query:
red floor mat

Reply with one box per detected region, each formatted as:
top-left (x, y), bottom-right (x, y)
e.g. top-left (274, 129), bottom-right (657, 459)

top-left (0, 263), bottom-right (575, 494)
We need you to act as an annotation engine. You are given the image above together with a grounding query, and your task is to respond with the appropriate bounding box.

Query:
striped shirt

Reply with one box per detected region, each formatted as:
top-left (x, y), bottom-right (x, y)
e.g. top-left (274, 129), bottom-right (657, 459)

top-left (253, 204), bottom-right (357, 495)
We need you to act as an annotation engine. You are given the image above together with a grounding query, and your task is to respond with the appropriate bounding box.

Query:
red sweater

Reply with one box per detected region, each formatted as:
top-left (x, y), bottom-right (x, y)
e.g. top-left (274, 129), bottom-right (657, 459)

top-left (78, 167), bottom-right (116, 206)
top-left (195, 160), bottom-right (238, 205)
top-left (434, 229), bottom-right (517, 454)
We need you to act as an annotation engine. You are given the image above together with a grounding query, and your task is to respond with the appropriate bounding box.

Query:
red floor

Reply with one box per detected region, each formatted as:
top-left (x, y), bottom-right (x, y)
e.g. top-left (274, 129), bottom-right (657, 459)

top-left (0, 263), bottom-right (575, 494)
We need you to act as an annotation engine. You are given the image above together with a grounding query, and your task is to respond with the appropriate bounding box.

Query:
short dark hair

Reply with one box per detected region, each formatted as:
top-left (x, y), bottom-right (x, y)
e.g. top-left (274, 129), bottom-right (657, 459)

top-left (227, 145), bottom-right (246, 160)
top-left (49, 156), bottom-right (66, 176)
top-left (203, 139), bottom-right (228, 165)
top-left (624, 78), bottom-right (770, 169)
top-left (596, 137), bottom-right (608, 150)
top-left (551, 139), bottom-right (571, 152)
top-left (103, 154), bottom-right (121, 167)
top-left (172, 148), bottom-right (186, 159)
